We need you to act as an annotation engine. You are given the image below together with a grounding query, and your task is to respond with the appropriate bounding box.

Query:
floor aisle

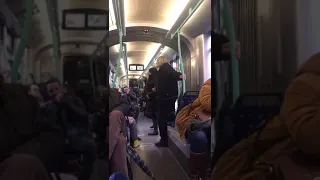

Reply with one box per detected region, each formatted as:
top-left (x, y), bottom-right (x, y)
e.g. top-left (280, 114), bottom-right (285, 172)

top-left (131, 114), bottom-right (188, 180)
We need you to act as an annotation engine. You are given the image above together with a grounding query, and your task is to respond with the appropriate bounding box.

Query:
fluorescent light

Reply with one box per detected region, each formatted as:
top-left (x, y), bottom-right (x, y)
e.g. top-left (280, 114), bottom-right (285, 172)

top-left (109, 0), bottom-right (117, 30)
top-left (164, 0), bottom-right (190, 29)
top-left (144, 43), bottom-right (161, 66)
top-left (124, 0), bottom-right (190, 30)
top-left (120, 58), bottom-right (126, 75)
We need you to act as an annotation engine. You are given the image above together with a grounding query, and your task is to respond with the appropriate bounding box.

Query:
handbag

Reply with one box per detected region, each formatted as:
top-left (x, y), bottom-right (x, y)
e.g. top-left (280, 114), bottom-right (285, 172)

top-left (186, 118), bottom-right (212, 134)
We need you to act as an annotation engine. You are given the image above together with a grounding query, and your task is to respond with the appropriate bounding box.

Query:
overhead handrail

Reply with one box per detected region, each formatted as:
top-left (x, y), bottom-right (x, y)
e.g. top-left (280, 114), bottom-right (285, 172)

top-left (168, 0), bottom-right (204, 39)
top-left (11, 0), bottom-right (34, 83)
top-left (140, 0), bottom-right (204, 79)
top-left (222, 0), bottom-right (240, 104)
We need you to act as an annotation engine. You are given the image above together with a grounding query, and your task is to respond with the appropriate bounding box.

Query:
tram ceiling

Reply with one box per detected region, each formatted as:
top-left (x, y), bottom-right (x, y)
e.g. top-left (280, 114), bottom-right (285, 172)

top-left (107, 26), bottom-right (193, 53)
top-left (108, 0), bottom-right (210, 80)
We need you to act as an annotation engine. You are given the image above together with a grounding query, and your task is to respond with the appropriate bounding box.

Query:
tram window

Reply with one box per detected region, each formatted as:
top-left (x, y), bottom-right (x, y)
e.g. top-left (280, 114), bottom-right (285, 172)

top-left (172, 62), bottom-right (177, 69)
top-left (129, 65), bottom-right (137, 71)
top-left (87, 14), bottom-right (107, 28)
top-left (136, 65), bottom-right (144, 71)
top-left (65, 13), bottom-right (85, 28)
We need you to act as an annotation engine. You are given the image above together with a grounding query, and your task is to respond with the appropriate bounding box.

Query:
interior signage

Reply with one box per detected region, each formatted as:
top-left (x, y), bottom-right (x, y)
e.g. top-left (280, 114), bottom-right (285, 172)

top-left (129, 64), bottom-right (144, 71)
top-left (62, 9), bottom-right (108, 30)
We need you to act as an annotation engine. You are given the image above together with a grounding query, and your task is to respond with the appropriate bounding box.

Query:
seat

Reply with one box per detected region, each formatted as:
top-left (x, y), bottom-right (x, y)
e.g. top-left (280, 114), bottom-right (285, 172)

top-left (212, 93), bottom-right (283, 167)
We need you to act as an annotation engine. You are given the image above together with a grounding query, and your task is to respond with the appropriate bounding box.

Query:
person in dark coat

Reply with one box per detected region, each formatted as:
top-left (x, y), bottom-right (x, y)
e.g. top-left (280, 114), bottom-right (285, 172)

top-left (0, 79), bottom-right (64, 175)
top-left (145, 67), bottom-right (159, 135)
top-left (154, 56), bottom-right (184, 147)
top-left (44, 78), bottom-right (96, 180)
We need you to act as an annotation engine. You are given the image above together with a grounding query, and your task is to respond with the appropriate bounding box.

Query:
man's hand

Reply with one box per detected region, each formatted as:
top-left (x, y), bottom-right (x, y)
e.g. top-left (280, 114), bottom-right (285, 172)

top-left (196, 109), bottom-right (211, 120)
top-left (179, 74), bottom-right (186, 80)
top-left (222, 41), bottom-right (241, 59)
top-left (55, 93), bottom-right (64, 102)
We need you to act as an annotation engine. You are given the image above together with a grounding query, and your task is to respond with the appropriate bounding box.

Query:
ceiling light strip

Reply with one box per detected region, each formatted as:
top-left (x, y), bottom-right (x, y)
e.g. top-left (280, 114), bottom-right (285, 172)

top-left (166, 0), bottom-right (204, 39)
top-left (139, 44), bottom-right (165, 79)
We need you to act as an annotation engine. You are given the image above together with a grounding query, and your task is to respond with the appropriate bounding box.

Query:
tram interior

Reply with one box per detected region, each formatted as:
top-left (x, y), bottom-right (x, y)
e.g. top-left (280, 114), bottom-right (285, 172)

top-left (1, 0), bottom-right (320, 179)
top-left (108, 0), bottom-right (211, 179)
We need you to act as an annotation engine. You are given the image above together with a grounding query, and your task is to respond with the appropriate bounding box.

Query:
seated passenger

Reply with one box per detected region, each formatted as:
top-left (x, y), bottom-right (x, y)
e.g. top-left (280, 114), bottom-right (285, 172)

top-left (0, 78), bottom-right (64, 175)
top-left (176, 78), bottom-right (211, 180)
top-left (123, 87), bottom-right (140, 121)
top-left (212, 53), bottom-right (320, 179)
top-left (44, 78), bottom-right (96, 180)
top-left (0, 154), bottom-right (51, 180)
top-left (108, 85), bottom-right (129, 177)
top-left (27, 83), bottom-right (42, 102)
top-left (119, 89), bottom-right (141, 148)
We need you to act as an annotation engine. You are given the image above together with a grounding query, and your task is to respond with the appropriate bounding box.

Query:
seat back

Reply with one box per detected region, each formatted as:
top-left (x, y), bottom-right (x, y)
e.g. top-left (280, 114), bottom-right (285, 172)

top-left (212, 93), bottom-right (283, 167)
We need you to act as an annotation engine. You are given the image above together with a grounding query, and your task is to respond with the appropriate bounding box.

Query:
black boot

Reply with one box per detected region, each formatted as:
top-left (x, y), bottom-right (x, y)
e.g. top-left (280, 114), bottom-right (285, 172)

top-left (155, 139), bottom-right (168, 147)
top-left (148, 130), bottom-right (159, 136)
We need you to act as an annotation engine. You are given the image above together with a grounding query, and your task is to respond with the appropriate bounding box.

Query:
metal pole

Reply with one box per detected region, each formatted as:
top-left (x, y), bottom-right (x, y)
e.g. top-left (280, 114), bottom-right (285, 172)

top-left (11, 0), bottom-right (34, 82)
top-left (112, 28), bottom-right (123, 88)
top-left (177, 30), bottom-right (186, 93)
top-left (223, 0), bottom-right (240, 104)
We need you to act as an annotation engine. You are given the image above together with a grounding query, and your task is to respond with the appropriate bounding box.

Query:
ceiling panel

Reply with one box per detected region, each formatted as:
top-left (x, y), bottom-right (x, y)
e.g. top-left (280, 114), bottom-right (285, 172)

top-left (181, 0), bottom-right (212, 38)
top-left (109, 41), bottom-right (176, 77)
top-left (109, 0), bottom-right (190, 30)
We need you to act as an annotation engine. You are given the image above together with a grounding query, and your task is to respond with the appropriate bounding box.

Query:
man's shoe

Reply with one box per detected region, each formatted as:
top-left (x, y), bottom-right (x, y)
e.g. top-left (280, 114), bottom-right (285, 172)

top-left (148, 131), bottom-right (159, 136)
top-left (155, 140), bottom-right (168, 147)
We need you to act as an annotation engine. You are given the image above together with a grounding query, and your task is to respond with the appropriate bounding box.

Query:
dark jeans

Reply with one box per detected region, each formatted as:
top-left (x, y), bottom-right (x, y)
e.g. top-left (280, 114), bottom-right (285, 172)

top-left (186, 129), bottom-right (210, 153)
top-left (131, 104), bottom-right (140, 121)
top-left (69, 136), bottom-right (96, 180)
top-left (157, 98), bottom-right (176, 142)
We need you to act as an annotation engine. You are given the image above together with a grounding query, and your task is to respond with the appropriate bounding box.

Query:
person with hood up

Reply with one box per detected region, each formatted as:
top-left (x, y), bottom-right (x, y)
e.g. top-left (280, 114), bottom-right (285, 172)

top-left (176, 78), bottom-right (211, 180)
top-left (145, 67), bottom-right (159, 135)
top-left (212, 52), bottom-right (320, 179)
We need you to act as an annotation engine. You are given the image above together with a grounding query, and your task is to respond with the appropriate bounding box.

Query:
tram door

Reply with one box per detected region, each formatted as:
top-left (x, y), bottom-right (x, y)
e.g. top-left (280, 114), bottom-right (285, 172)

top-left (129, 78), bottom-right (138, 88)
top-left (63, 55), bottom-right (93, 106)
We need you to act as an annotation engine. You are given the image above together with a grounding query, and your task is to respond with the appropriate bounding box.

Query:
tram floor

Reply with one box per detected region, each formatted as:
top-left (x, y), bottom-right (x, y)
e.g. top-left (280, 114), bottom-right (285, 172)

top-left (132, 114), bottom-right (188, 180)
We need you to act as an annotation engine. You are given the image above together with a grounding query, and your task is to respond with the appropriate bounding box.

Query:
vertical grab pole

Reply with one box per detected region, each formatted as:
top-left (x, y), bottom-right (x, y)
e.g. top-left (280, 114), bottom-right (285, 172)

top-left (112, 28), bottom-right (123, 88)
top-left (222, 0), bottom-right (239, 104)
top-left (126, 68), bottom-right (129, 86)
top-left (177, 30), bottom-right (186, 94)
top-left (46, 0), bottom-right (62, 82)
top-left (11, 0), bottom-right (34, 83)
top-left (89, 55), bottom-right (96, 94)
top-left (51, 27), bottom-right (61, 82)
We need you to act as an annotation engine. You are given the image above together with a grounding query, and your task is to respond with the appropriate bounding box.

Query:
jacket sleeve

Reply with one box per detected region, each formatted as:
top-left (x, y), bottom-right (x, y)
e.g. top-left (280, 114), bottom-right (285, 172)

top-left (166, 64), bottom-right (182, 81)
top-left (199, 83), bottom-right (211, 113)
top-left (281, 79), bottom-right (320, 158)
top-left (128, 91), bottom-right (137, 100)
top-left (61, 96), bottom-right (87, 117)
top-left (212, 32), bottom-right (230, 61)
